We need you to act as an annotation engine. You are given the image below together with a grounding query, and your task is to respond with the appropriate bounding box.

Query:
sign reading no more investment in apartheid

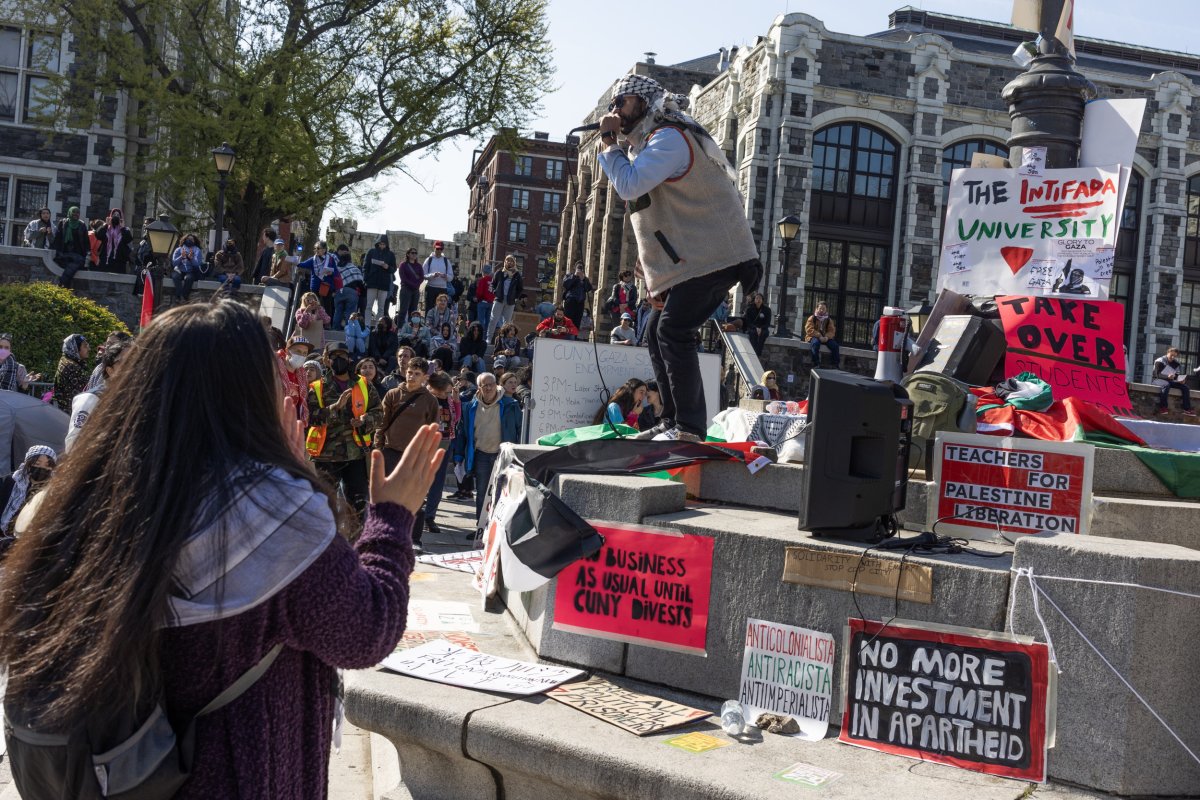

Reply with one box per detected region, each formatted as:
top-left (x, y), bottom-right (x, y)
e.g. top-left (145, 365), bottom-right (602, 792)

top-left (737, 618), bottom-right (836, 740)
top-left (997, 294), bottom-right (1131, 415)
top-left (528, 338), bottom-right (720, 443)
top-left (930, 432), bottom-right (1094, 541)
top-left (839, 619), bottom-right (1052, 782)
top-left (938, 166), bottom-right (1123, 298)
top-left (552, 522), bottom-right (714, 655)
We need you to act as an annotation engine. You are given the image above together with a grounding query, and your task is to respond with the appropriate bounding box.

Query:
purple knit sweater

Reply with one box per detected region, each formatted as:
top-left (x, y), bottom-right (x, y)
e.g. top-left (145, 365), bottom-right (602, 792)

top-left (161, 502), bottom-right (414, 799)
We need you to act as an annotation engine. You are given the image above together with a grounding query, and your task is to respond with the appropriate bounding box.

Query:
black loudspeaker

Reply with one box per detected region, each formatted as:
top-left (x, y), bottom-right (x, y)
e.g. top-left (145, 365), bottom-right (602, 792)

top-left (798, 370), bottom-right (913, 544)
top-left (915, 315), bottom-right (1006, 387)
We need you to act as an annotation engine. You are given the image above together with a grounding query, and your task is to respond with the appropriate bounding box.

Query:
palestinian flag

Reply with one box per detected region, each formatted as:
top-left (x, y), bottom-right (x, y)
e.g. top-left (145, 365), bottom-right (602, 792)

top-left (1010, 0), bottom-right (1075, 59)
top-left (139, 270), bottom-right (155, 330)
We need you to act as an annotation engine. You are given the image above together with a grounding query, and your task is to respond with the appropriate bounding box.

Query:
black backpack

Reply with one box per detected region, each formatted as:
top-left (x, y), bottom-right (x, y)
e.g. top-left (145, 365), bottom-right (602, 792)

top-left (5, 644), bottom-right (281, 799)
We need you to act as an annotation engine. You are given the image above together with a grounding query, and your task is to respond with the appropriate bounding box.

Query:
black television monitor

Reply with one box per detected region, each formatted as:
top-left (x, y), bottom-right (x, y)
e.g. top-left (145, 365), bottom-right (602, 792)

top-left (798, 370), bottom-right (912, 543)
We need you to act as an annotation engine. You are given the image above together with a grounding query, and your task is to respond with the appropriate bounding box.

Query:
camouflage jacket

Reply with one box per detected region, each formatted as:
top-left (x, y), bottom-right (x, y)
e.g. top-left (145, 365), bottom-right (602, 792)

top-left (306, 376), bottom-right (383, 462)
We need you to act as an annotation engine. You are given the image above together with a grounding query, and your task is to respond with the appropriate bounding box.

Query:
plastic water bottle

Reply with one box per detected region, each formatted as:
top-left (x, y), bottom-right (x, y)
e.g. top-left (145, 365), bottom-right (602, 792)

top-left (720, 700), bottom-right (747, 736)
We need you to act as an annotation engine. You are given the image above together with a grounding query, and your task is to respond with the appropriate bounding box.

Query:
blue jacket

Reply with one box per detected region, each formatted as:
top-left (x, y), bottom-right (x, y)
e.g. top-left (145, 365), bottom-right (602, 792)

top-left (454, 395), bottom-right (521, 470)
top-left (344, 320), bottom-right (369, 354)
top-left (172, 244), bottom-right (204, 275)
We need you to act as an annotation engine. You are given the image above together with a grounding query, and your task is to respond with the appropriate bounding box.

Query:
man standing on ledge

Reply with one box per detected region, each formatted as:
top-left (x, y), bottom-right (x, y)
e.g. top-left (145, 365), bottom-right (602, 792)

top-left (596, 74), bottom-right (761, 442)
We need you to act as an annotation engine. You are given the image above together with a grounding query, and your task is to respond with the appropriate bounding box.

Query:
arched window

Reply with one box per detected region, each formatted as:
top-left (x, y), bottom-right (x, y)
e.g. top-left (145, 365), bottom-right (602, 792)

top-left (941, 139), bottom-right (1007, 184)
top-left (805, 122), bottom-right (900, 347)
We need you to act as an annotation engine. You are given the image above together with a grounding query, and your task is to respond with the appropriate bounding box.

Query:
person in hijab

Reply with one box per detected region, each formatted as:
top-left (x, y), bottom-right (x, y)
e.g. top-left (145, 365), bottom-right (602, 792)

top-left (65, 340), bottom-right (128, 452)
top-left (97, 208), bottom-right (133, 273)
top-left (0, 333), bottom-right (41, 393)
top-left (0, 445), bottom-right (56, 538)
top-left (596, 73), bottom-right (761, 443)
top-left (53, 334), bottom-right (89, 412)
top-left (52, 206), bottom-right (90, 288)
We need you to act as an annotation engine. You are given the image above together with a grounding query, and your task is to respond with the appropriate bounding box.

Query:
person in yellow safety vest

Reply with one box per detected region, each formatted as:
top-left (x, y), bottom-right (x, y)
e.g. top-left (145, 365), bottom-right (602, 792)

top-left (306, 341), bottom-right (383, 517)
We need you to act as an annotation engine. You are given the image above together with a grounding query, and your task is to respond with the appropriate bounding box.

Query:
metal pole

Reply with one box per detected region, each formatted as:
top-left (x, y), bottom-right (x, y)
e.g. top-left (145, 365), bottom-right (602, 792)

top-left (775, 238), bottom-right (792, 337)
top-left (1002, 0), bottom-right (1096, 170)
top-left (215, 173), bottom-right (227, 250)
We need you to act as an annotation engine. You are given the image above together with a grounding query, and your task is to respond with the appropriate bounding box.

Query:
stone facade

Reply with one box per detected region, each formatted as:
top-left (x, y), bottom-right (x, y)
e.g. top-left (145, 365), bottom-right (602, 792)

top-left (324, 219), bottom-right (480, 282)
top-left (0, 24), bottom-right (147, 245)
top-left (556, 9), bottom-right (1200, 382)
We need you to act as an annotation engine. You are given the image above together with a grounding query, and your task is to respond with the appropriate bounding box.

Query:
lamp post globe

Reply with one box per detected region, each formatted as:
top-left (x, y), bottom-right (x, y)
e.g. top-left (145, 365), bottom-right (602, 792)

top-left (774, 214), bottom-right (802, 337)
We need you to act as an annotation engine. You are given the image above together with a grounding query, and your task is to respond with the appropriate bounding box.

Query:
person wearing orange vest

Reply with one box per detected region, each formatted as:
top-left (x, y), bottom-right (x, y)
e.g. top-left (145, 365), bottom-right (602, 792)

top-left (306, 341), bottom-right (383, 517)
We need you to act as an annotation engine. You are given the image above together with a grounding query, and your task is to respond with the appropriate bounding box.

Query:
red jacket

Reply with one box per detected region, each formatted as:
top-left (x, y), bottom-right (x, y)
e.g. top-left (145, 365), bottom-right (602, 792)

top-left (476, 274), bottom-right (495, 303)
top-left (536, 315), bottom-right (579, 339)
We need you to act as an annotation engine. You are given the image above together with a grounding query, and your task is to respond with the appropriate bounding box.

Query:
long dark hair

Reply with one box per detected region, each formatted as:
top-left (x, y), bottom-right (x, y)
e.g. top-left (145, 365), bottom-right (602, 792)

top-left (464, 322), bottom-right (483, 341)
top-left (592, 378), bottom-right (646, 425)
top-left (0, 300), bottom-right (340, 729)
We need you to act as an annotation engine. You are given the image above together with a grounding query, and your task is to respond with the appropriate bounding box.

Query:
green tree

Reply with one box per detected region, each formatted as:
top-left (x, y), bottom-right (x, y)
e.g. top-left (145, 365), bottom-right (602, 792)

top-left (15, 0), bottom-right (552, 260)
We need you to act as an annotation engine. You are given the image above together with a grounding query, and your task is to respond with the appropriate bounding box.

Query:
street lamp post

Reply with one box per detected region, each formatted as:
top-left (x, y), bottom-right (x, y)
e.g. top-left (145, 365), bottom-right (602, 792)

top-left (146, 213), bottom-right (179, 316)
top-left (1002, 0), bottom-right (1096, 170)
top-left (210, 142), bottom-right (237, 249)
top-left (774, 214), bottom-right (802, 337)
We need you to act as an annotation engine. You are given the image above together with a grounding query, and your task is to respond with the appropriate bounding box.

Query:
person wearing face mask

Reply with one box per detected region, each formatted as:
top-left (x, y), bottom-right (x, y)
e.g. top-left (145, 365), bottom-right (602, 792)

top-left (0, 446), bottom-right (57, 539)
top-left (368, 316), bottom-right (400, 373)
top-left (398, 311), bottom-right (431, 357)
top-left (97, 208), bottom-right (133, 273)
top-left (0, 333), bottom-right (41, 393)
top-left (52, 206), bottom-right (90, 289)
top-left (306, 342), bottom-right (383, 518)
top-left (171, 233), bottom-right (205, 301)
top-left (213, 237), bottom-right (245, 292)
top-left (278, 335), bottom-right (315, 425)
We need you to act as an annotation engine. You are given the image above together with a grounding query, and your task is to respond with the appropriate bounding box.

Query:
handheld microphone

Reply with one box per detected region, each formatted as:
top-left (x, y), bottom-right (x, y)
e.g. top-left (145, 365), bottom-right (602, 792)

top-left (567, 122), bottom-right (602, 134)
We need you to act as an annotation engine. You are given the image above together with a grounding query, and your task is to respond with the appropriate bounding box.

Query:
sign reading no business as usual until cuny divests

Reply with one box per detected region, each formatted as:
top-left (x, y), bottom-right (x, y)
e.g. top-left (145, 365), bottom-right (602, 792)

top-left (839, 619), bottom-right (1053, 782)
top-left (553, 523), bottom-right (714, 655)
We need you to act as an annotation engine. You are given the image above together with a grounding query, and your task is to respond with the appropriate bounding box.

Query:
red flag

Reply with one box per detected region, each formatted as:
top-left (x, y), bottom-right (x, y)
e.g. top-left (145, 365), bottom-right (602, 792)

top-left (139, 271), bottom-right (154, 329)
top-left (1056, 0), bottom-right (1075, 58)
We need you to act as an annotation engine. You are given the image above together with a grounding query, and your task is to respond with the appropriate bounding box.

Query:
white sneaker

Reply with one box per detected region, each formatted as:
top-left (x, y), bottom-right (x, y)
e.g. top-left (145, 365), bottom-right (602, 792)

top-left (633, 421), bottom-right (671, 440)
top-left (652, 426), bottom-right (702, 443)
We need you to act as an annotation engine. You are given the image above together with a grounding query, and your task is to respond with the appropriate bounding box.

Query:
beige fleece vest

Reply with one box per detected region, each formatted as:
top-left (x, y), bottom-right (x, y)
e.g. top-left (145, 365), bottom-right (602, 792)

top-left (629, 124), bottom-right (759, 295)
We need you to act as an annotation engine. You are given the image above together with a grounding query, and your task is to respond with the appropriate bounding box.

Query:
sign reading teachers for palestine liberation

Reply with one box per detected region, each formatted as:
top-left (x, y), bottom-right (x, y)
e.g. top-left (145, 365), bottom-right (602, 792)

top-left (938, 166), bottom-right (1123, 298)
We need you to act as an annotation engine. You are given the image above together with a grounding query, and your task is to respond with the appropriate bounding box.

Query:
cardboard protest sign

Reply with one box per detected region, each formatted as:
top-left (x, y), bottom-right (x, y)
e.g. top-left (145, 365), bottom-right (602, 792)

top-left (930, 432), bottom-right (1093, 541)
top-left (782, 546), bottom-right (933, 604)
top-left (552, 523), bottom-right (714, 655)
top-left (997, 294), bottom-right (1131, 415)
top-left (839, 619), bottom-right (1052, 782)
top-left (737, 619), bottom-right (836, 740)
top-left (547, 676), bottom-right (711, 736)
top-left (938, 166), bottom-right (1122, 298)
top-left (380, 640), bottom-right (583, 695)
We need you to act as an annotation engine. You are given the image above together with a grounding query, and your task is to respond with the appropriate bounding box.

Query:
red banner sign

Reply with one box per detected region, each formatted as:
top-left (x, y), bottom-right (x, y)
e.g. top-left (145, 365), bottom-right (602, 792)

top-left (552, 523), bottom-right (714, 655)
top-left (840, 619), bottom-right (1052, 782)
top-left (997, 295), bottom-right (1131, 414)
top-left (930, 432), bottom-right (1093, 540)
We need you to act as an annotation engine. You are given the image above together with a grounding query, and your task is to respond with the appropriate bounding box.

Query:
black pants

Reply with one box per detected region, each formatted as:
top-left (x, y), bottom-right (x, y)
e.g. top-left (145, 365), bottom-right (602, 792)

top-left (747, 326), bottom-right (768, 356)
top-left (315, 457), bottom-right (370, 518)
top-left (57, 253), bottom-right (85, 288)
top-left (564, 299), bottom-right (585, 328)
top-left (646, 262), bottom-right (753, 435)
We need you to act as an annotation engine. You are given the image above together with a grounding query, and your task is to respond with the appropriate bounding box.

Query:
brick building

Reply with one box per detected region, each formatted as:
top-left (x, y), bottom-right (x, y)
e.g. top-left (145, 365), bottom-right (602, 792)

top-left (466, 130), bottom-right (578, 294)
top-left (0, 23), bottom-right (146, 245)
top-left (556, 9), bottom-right (1200, 380)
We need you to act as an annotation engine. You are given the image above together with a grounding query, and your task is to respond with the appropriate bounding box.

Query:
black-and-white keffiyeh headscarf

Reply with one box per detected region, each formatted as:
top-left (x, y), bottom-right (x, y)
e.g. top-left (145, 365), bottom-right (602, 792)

top-left (165, 464), bottom-right (335, 627)
top-left (1, 445), bottom-right (57, 533)
top-left (611, 74), bottom-right (736, 181)
top-left (62, 334), bottom-right (86, 363)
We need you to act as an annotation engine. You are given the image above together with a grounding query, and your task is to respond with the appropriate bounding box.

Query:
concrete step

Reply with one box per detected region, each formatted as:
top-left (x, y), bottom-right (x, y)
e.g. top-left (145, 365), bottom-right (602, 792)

top-left (346, 559), bottom-right (1038, 800)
